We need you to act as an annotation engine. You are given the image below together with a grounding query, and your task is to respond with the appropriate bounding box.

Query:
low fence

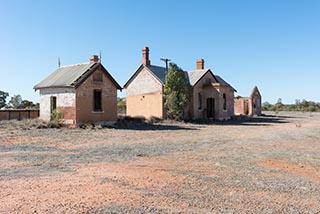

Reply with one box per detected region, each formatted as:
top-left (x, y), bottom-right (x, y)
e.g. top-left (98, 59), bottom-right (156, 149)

top-left (0, 109), bottom-right (40, 121)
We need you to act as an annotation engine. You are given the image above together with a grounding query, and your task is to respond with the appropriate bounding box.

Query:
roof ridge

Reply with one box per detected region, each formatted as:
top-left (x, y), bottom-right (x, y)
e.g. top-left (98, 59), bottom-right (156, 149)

top-left (60, 62), bottom-right (92, 68)
top-left (188, 68), bottom-right (210, 73)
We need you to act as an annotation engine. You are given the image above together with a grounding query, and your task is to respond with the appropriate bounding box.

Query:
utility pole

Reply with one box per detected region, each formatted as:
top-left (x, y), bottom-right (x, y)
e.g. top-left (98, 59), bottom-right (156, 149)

top-left (160, 58), bottom-right (171, 73)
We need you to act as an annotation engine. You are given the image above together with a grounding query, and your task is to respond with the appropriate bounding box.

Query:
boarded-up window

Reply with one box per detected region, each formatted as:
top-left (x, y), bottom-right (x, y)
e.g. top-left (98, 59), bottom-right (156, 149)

top-left (223, 93), bottom-right (227, 110)
top-left (93, 73), bottom-right (103, 83)
top-left (93, 90), bottom-right (102, 112)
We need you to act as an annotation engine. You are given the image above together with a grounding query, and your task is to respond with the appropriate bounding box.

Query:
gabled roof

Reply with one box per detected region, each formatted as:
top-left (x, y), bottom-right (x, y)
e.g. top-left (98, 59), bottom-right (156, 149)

top-left (124, 64), bottom-right (236, 92)
top-left (187, 69), bottom-right (218, 86)
top-left (215, 75), bottom-right (237, 92)
top-left (187, 69), bottom-right (236, 92)
top-left (123, 64), bottom-right (166, 88)
top-left (34, 62), bottom-right (122, 90)
top-left (250, 85), bottom-right (261, 97)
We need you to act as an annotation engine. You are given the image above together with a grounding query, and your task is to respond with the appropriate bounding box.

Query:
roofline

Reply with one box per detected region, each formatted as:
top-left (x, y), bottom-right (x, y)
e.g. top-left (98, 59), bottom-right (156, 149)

top-left (123, 64), bottom-right (164, 89)
top-left (250, 86), bottom-right (261, 97)
top-left (34, 85), bottom-right (74, 91)
top-left (74, 63), bottom-right (122, 91)
top-left (191, 69), bottom-right (219, 87)
top-left (123, 64), bottom-right (144, 89)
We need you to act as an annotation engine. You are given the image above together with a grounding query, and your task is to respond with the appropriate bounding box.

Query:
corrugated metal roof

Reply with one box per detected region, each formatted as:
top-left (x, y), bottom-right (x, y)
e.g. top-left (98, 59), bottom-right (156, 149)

top-left (147, 65), bottom-right (166, 84)
top-left (34, 63), bottom-right (95, 89)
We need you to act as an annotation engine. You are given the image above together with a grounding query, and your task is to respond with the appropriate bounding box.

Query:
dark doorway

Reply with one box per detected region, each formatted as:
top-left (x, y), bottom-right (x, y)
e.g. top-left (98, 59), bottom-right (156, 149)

top-left (50, 96), bottom-right (57, 114)
top-left (206, 98), bottom-right (215, 118)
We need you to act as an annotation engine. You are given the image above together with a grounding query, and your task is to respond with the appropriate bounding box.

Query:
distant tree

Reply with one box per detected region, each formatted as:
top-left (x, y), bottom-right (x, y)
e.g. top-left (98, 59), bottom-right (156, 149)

top-left (7, 94), bottom-right (22, 109)
top-left (261, 98), bottom-right (320, 112)
top-left (117, 97), bottom-right (126, 114)
top-left (262, 101), bottom-right (272, 111)
top-left (0, 90), bottom-right (9, 109)
top-left (6, 95), bottom-right (38, 109)
top-left (275, 98), bottom-right (284, 111)
top-left (19, 100), bottom-right (39, 109)
top-left (164, 63), bottom-right (191, 120)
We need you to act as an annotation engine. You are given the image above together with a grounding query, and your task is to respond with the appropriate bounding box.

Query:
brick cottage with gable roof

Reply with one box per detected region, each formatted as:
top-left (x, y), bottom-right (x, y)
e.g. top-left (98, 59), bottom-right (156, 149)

top-left (124, 47), bottom-right (236, 120)
top-left (34, 55), bottom-right (122, 125)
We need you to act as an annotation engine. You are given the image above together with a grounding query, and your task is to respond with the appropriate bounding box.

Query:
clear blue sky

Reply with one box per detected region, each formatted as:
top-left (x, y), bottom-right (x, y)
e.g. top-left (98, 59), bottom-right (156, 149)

top-left (1, 0), bottom-right (319, 104)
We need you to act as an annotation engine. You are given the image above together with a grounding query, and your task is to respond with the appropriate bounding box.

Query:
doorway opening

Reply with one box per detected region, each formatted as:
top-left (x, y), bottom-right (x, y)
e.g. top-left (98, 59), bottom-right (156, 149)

top-left (206, 98), bottom-right (215, 118)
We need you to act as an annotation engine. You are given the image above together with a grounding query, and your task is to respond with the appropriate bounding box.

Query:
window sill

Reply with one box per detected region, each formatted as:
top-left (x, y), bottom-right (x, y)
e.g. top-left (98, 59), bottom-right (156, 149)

top-left (92, 111), bottom-right (104, 113)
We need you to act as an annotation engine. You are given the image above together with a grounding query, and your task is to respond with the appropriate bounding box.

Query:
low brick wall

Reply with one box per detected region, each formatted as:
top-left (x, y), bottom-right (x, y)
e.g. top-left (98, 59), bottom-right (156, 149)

top-left (0, 109), bottom-right (40, 121)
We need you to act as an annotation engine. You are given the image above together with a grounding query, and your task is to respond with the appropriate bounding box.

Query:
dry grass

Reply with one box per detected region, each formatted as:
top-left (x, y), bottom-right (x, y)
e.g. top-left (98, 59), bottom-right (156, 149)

top-left (0, 111), bottom-right (320, 213)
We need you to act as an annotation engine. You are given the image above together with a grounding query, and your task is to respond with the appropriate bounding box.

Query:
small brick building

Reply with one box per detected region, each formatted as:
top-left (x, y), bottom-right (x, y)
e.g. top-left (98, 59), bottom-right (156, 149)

top-left (234, 86), bottom-right (262, 116)
top-left (34, 55), bottom-right (122, 124)
top-left (124, 47), bottom-right (236, 120)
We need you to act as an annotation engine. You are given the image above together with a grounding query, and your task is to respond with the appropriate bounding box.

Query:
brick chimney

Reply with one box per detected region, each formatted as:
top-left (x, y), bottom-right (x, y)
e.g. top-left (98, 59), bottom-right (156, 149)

top-left (196, 59), bottom-right (204, 70)
top-left (90, 55), bottom-right (99, 63)
top-left (142, 47), bottom-right (151, 66)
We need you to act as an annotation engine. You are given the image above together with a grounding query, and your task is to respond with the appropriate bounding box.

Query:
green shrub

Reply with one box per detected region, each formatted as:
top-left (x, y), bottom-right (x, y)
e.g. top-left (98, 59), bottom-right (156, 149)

top-left (50, 109), bottom-right (64, 127)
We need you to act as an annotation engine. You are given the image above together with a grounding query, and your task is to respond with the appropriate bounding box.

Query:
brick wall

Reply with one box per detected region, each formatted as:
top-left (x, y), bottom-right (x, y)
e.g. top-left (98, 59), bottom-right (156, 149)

top-left (76, 68), bottom-right (118, 123)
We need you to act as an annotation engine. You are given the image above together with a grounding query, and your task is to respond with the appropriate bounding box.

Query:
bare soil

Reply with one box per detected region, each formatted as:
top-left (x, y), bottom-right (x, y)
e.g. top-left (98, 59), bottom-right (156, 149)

top-left (1, 111), bottom-right (320, 213)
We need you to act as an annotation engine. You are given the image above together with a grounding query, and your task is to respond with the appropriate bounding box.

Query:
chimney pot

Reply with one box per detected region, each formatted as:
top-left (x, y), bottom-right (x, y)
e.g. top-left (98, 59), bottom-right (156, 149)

top-left (90, 55), bottom-right (99, 63)
top-left (196, 59), bottom-right (204, 70)
top-left (142, 46), bottom-right (151, 66)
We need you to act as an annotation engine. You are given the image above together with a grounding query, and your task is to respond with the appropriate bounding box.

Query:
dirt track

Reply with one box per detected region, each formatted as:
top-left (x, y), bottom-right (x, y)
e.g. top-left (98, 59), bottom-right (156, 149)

top-left (1, 111), bottom-right (320, 213)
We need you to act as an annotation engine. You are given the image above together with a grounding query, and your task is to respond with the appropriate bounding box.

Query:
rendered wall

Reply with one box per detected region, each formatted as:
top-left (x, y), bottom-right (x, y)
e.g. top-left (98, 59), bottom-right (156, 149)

top-left (126, 67), bottom-right (164, 119)
top-left (126, 91), bottom-right (164, 119)
top-left (39, 88), bottom-right (76, 123)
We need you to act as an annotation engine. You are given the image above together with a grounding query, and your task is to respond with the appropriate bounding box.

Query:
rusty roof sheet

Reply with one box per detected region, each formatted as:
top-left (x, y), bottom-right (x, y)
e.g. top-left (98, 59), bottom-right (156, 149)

top-left (34, 63), bottom-right (96, 89)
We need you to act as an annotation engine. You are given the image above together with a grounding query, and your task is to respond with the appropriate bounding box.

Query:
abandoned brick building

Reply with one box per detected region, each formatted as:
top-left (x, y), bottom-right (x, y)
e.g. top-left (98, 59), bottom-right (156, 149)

top-left (234, 86), bottom-right (262, 116)
top-left (34, 55), bottom-right (122, 124)
top-left (124, 47), bottom-right (236, 120)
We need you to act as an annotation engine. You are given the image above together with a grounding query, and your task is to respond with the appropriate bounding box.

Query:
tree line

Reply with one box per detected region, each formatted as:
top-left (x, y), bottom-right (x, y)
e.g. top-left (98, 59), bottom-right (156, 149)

top-left (0, 90), bottom-right (39, 110)
top-left (262, 98), bottom-right (320, 112)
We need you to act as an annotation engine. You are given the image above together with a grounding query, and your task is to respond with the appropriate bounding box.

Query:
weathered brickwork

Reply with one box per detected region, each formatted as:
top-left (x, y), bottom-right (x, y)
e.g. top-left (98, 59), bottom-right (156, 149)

top-left (234, 86), bottom-right (262, 116)
top-left (125, 47), bottom-right (236, 120)
top-left (191, 72), bottom-right (220, 119)
top-left (35, 56), bottom-right (121, 125)
top-left (76, 68), bottom-right (118, 123)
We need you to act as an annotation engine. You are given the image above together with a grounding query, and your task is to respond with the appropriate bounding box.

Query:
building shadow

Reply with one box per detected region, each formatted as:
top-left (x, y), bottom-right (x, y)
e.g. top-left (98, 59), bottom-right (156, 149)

top-left (189, 114), bottom-right (292, 127)
top-left (113, 117), bottom-right (198, 131)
